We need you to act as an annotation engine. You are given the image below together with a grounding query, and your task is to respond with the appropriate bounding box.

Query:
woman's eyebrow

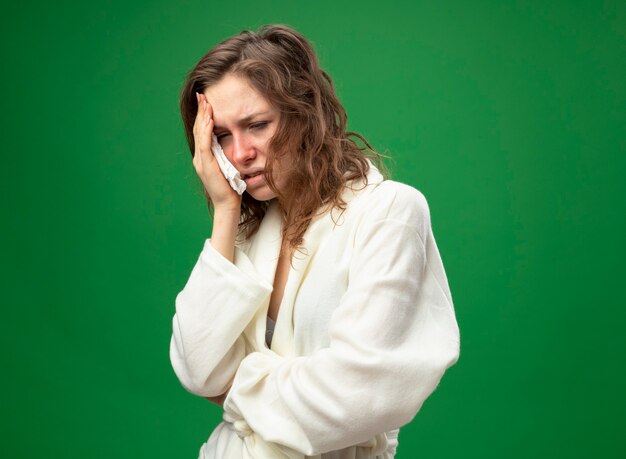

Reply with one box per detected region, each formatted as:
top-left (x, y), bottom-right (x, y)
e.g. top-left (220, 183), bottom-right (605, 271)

top-left (214, 111), bottom-right (271, 130)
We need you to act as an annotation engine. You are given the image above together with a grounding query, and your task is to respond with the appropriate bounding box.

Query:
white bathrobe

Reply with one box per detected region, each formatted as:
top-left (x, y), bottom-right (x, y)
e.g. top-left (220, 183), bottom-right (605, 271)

top-left (170, 164), bottom-right (460, 458)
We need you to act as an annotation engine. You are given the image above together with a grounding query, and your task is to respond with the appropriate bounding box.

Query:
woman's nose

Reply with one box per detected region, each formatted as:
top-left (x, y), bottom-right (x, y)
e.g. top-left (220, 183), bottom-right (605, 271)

top-left (231, 133), bottom-right (256, 164)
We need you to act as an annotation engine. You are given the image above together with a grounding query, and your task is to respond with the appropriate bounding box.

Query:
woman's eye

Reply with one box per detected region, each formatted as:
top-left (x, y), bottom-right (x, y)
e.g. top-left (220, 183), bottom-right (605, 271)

top-left (251, 122), bottom-right (268, 130)
top-left (216, 133), bottom-right (230, 140)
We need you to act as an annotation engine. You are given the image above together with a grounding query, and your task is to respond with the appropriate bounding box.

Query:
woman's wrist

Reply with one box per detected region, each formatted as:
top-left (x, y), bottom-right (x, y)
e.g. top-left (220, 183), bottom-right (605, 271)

top-left (213, 202), bottom-right (241, 216)
top-left (210, 205), bottom-right (241, 263)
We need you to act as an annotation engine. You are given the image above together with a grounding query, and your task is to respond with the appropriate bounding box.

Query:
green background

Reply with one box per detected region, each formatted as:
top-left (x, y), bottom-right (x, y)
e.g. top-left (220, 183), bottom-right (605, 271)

top-left (2, 0), bottom-right (624, 457)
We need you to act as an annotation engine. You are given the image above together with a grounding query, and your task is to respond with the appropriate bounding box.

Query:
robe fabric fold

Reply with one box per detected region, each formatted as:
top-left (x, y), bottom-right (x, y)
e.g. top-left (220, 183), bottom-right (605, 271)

top-left (170, 163), bottom-right (460, 458)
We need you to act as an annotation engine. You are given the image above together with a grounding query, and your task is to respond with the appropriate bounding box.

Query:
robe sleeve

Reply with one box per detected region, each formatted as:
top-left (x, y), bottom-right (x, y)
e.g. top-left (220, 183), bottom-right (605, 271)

top-left (223, 185), bottom-right (461, 455)
top-left (170, 239), bottom-right (273, 397)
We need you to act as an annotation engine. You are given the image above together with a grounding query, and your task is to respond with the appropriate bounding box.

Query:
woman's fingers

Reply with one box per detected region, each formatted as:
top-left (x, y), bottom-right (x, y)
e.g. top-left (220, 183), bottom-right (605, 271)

top-left (193, 92), bottom-right (207, 171)
top-left (191, 93), bottom-right (240, 208)
top-left (204, 95), bottom-right (213, 124)
top-left (193, 92), bottom-right (204, 134)
top-left (198, 95), bottom-right (215, 164)
top-left (193, 92), bottom-right (213, 173)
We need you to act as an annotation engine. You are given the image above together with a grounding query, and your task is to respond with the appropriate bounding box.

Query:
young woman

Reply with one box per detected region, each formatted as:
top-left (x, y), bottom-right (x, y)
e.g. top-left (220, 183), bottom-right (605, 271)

top-left (170, 24), bottom-right (460, 459)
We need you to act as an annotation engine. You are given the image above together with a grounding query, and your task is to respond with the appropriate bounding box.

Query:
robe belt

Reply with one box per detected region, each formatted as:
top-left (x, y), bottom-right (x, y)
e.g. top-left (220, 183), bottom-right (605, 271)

top-left (222, 410), bottom-right (392, 458)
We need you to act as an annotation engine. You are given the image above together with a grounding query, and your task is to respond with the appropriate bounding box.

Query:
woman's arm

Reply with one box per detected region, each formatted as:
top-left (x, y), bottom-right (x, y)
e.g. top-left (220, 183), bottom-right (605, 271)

top-left (199, 208), bottom-right (238, 407)
top-left (172, 92), bottom-right (248, 399)
top-left (170, 239), bottom-right (272, 397)
top-left (170, 207), bottom-right (244, 402)
top-left (209, 205), bottom-right (240, 263)
top-left (223, 187), bottom-right (461, 455)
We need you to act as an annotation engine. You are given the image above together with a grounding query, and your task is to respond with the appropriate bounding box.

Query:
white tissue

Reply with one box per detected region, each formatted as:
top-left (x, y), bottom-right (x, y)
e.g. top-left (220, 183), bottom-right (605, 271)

top-left (210, 133), bottom-right (247, 195)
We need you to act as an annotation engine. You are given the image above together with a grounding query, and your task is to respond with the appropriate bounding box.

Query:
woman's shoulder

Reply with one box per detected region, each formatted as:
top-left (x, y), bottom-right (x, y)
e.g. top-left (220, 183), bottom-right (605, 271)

top-left (368, 179), bottom-right (429, 210)
top-left (348, 178), bottom-right (432, 239)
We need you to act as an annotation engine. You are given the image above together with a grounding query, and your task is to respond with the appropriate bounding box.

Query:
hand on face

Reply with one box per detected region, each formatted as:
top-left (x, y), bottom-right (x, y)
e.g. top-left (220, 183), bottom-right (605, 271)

top-left (192, 92), bottom-right (242, 211)
top-left (203, 74), bottom-right (282, 202)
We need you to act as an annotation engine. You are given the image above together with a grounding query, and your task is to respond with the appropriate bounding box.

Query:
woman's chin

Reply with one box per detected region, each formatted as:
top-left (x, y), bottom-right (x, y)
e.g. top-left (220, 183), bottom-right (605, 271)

top-left (246, 187), bottom-right (277, 202)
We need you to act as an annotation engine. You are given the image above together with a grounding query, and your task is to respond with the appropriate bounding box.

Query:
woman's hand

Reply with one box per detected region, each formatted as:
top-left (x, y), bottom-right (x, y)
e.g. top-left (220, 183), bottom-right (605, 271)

top-left (193, 92), bottom-right (241, 211)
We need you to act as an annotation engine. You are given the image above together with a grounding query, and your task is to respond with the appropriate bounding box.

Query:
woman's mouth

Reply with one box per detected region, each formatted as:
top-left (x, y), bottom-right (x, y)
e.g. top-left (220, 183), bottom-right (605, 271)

top-left (242, 171), bottom-right (263, 180)
top-left (242, 170), bottom-right (265, 186)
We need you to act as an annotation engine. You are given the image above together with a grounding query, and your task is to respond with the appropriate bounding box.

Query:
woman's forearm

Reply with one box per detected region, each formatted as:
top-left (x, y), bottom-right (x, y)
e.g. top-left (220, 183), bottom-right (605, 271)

top-left (210, 205), bottom-right (241, 263)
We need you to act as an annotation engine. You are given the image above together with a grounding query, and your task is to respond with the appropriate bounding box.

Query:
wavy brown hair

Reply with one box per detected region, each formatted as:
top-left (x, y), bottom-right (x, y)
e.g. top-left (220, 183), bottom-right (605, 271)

top-left (179, 24), bottom-right (387, 253)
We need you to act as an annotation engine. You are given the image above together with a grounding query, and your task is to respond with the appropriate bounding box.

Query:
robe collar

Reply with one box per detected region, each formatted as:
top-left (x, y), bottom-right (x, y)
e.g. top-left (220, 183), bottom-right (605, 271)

top-left (242, 161), bottom-right (385, 356)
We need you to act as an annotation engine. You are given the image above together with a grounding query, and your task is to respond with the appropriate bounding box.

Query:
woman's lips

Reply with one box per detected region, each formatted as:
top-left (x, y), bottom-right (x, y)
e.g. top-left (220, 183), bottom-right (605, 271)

top-left (243, 171), bottom-right (264, 187)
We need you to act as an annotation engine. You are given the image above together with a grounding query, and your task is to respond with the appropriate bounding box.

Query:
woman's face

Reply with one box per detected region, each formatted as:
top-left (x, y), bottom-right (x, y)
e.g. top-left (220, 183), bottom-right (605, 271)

top-left (203, 74), bottom-right (282, 202)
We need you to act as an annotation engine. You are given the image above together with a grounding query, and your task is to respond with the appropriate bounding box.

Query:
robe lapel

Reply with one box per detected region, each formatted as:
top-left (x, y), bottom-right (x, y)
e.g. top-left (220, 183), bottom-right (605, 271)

top-left (242, 162), bottom-right (384, 357)
top-left (271, 206), bottom-right (338, 357)
top-left (245, 201), bottom-right (284, 285)
top-left (272, 164), bottom-right (385, 357)
top-left (241, 201), bottom-right (283, 353)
